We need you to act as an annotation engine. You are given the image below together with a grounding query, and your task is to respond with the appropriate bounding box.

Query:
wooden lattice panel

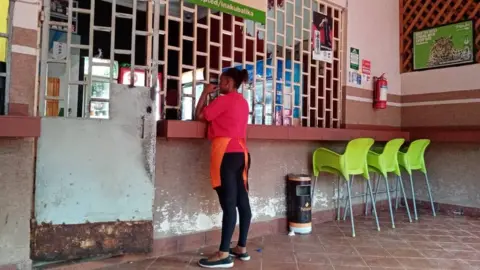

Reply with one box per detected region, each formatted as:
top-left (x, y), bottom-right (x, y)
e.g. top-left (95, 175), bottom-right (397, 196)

top-left (400, 0), bottom-right (480, 73)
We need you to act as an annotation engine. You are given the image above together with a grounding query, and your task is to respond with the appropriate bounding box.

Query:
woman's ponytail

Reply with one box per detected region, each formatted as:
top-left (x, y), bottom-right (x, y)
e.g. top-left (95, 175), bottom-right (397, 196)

top-left (223, 68), bottom-right (249, 89)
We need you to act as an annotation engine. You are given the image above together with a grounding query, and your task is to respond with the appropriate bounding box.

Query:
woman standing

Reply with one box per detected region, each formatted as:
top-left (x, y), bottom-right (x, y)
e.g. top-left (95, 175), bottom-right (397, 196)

top-left (195, 68), bottom-right (252, 268)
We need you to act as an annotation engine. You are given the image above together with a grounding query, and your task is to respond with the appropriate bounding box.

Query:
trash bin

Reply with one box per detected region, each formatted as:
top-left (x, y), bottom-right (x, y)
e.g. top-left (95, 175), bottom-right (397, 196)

top-left (287, 174), bottom-right (312, 234)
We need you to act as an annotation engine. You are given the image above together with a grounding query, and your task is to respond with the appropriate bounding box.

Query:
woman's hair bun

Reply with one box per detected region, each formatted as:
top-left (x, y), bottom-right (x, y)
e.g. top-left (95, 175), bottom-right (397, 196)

top-left (223, 67), bottom-right (249, 89)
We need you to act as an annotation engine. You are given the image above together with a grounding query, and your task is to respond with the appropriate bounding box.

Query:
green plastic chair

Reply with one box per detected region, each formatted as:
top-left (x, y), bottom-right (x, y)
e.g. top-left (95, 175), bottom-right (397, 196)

top-left (398, 139), bottom-right (435, 220)
top-left (366, 138), bottom-right (413, 228)
top-left (313, 138), bottom-right (380, 237)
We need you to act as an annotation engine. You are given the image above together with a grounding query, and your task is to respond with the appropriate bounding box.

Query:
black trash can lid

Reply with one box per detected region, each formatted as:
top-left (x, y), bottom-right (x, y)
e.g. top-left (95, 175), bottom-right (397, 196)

top-left (287, 174), bottom-right (311, 181)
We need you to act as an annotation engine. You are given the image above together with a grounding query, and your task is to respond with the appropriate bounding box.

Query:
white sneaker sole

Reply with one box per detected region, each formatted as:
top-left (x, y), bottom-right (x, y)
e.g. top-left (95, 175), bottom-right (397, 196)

top-left (197, 261), bottom-right (234, 268)
top-left (230, 254), bottom-right (251, 261)
top-left (239, 256), bottom-right (251, 261)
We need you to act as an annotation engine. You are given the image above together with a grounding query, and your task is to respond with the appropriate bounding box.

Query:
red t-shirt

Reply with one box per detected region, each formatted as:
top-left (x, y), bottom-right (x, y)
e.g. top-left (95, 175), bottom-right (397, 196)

top-left (203, 92), bottom-right (249, 153)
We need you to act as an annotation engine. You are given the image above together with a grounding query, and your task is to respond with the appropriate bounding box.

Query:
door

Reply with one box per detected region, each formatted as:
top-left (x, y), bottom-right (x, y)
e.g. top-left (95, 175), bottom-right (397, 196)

top-left (32, 0), bottom-right (160, 261)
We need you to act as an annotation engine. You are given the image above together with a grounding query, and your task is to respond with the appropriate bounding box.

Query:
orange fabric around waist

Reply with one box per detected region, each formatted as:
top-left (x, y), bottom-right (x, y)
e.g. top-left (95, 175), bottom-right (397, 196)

top-left (210, 137), bottom-right (249, 189)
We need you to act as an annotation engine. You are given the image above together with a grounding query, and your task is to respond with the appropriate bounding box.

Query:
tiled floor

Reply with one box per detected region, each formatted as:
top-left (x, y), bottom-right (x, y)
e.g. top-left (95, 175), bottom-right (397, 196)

top-left (47, 210), bottom-right (480, 270)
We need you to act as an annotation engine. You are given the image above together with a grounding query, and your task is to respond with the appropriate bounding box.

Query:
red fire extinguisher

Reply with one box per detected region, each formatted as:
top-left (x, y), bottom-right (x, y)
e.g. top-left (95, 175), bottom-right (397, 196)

top-left (373, 73), bottom-right (388, 109)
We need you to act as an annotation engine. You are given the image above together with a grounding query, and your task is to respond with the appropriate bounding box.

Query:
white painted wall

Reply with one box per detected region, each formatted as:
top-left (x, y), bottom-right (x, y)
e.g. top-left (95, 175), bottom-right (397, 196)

top-left (12, 0), bottom-right (40, 30)
top-left (35, 84), bottom-right (156, 224)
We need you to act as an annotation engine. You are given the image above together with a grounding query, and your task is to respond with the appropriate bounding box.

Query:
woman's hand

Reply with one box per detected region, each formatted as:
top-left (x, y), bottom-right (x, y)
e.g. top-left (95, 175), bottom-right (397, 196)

top-left (205, 83), bottom-right (218, 94)
top-left (196, 84), bottom-right (216, 121)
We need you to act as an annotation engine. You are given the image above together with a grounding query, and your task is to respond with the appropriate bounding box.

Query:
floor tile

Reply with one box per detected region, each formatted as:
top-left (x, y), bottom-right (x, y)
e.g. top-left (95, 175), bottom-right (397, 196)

top-left (386, 247), bottom-right (424, 258)
top-left (297, 263), bottom-right (334, 270)
top-left (261, 250), bottom-right (296, 263)
top-left (447, 250), bottom-right (480, 260)
top-left (465, 260), bottom-right (480, 268)
top-left (429, 259), bottom-right (475, 270)
top-left (354, 246), bottom-right (390, 257)
top-left (38, 211), bottom-right (480, 270)
top-left (408, 241), bottom-right (443, 250)
top-left (426, 235), bottom-right (459, 242)
top-left (294, 253), bottom-right (330, 265)
top-left (261, 262), bottom-right (298, 270)
top-left (439, 242), bottom-right (475, 251)
top-left (420, 249), bottom-right (455, 259)
top-left (331, 266), bottom-right (369, 270)
top-left (362, 256), bottom-right (403, 268)
top-left (293, 242), bottom-right (326, 253)
top-left (322, 245), bottom-right (358, 256)
top-left (327, 254), bottom-right (366, 267)
top-left (148, 256), bottom-right (191, 269)
top-left (395, 257), bottom-right (438, 269)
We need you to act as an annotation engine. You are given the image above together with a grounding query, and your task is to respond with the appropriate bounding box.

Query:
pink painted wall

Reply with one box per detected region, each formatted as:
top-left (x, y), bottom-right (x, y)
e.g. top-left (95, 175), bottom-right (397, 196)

top-left (401, 64), bottom-right (480, 95)
top-left (345, 0), bottom-right (401, 95)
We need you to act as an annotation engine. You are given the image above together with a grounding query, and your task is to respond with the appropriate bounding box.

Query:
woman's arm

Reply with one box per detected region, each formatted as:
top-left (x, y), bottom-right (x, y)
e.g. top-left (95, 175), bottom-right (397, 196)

top-left (195, 91), bottom-right (210, 121)
top-left (195, 84), bottom-right (219, 121)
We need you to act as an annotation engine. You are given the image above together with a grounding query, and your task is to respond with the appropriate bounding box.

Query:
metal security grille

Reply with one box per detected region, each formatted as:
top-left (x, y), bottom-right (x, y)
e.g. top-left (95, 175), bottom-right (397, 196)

top-left (159, 0), bottom-right (343, 128)
top-left (39, 0), bottom-right (160, 118)
top-left (0, 0), bottom-right (14, 115)
top-left (38, 0), bottom-right (343, 127)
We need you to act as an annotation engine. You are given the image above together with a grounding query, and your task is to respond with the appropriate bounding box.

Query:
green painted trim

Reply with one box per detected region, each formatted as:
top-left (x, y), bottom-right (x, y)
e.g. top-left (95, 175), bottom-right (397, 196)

top-left (187, 0), bottom-right (266, 24)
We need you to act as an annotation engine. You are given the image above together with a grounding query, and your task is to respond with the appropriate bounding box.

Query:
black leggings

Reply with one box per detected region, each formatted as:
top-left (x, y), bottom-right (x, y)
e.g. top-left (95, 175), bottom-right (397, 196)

top-left (215, 152), bottom-right (252, 252)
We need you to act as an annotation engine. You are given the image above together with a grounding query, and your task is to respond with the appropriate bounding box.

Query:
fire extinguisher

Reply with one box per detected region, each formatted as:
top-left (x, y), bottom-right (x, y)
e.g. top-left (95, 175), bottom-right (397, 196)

top-left (373, 73), bottom-right (388, 109)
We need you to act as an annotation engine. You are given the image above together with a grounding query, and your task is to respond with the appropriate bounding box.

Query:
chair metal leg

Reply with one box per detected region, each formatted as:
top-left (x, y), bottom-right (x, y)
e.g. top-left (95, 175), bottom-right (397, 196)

top-left (383, 174), bottom-right (395, 229)
top-left (398, 175), bottom-right (412, 223)
top-left (365, 174), bottom-right (375, 216)
top-left (424, 172), bottom-right (437, 217)
top-left (346, 176), bottom-right (356, 237)
top-left (370, 174), bottom-right (381, 214)
top-left (343, 176), bottom-right (354, 221)
top-left (373, 174), bottom-right (380, 203)
top-left (364, 180), bottom-right (369, 216)
top-left (409, 174), bottom-right (419, 220)
top-left (367, 179), bottom-right (381, 231)
top-left (336, 176), bottom-right (341, 221)
top-left (395, 176), bottom-right (400, 210)
top-left (312, 176), bottom-right (317, 209)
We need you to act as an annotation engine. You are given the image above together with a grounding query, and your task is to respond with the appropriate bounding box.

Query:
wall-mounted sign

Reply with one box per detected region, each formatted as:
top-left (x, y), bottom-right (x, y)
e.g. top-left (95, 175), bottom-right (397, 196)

top-left (350, 47), bottom-right (359, 70)
top-left (187, 0), bottom-right (266, 24)
top-left (312, 12), bottom-right (333, 63)
top-left (413, 20), bottom-right (474, 71)
top-left (361, 59), bottom-right (371, 75)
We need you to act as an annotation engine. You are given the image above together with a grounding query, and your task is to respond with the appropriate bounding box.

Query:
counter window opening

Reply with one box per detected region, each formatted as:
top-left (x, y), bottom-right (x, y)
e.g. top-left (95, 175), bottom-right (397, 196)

top-left (0, 0), bottom-right (13, 115)
top-left (39, 0), bottom-right (162, 119)
top-left (37, 0), bottom-right (343, 128)
top-left (171, 0), bottom-right (344, 128)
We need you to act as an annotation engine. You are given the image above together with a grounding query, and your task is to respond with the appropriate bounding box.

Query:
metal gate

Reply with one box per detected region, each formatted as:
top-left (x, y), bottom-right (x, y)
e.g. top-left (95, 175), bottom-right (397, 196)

top-left (33, 0), bottom-right (160, 260)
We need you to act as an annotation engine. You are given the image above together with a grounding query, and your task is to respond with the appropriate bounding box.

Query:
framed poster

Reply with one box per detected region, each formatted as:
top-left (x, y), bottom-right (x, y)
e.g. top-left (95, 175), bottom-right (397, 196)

top-left (413, 20), bottom-right (475, 71)
top-left (312, 12), bottom-right (333, 63)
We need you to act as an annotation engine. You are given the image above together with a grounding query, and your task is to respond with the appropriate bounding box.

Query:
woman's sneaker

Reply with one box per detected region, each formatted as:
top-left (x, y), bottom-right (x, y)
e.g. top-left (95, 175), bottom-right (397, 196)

top-left (229, 248), bottom-right (251, 261)
top-left (198, 256), bottom-right (234, 268)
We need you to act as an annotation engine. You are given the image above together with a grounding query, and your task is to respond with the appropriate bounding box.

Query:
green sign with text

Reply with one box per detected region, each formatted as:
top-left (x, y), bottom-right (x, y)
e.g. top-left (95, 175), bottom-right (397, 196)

top-left (413, 21), bottom-right (474, 70)
top-left (187, 0), bottom-right (266, 24)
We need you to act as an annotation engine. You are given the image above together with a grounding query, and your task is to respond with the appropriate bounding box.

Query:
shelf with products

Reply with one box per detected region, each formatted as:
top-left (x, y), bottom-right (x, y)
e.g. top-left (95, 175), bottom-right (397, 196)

top-left (49, 0), bottom-right (78, 34)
